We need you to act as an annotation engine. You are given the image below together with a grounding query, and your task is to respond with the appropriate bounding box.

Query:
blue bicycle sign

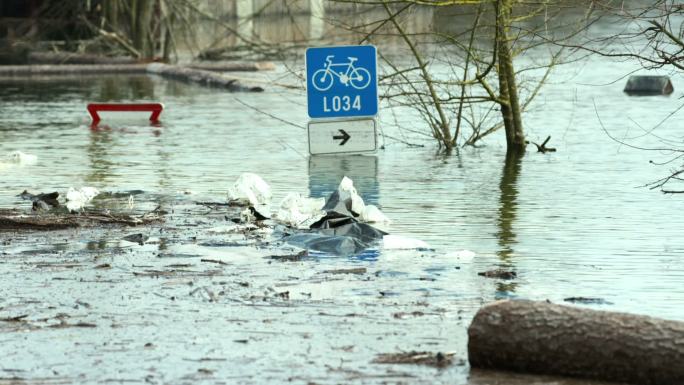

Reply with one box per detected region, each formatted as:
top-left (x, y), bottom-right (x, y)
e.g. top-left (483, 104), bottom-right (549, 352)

top-left (306, 45), bottom-right (378, 119)
top-left (311, 56), bottom-right (372, 91)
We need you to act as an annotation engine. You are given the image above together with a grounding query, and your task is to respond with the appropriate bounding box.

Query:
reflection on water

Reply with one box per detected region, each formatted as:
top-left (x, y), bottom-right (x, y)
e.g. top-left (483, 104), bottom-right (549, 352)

top-left (308, 155), bottom-right (379, 205)
top-left (86, 130), bottom-right (116, 184)
top-left (98, 76), bottom-right (156, 101)
top-left (493, 151), bottom-right (522, 297)
top-left (496, 151), bottom-right (521, 263)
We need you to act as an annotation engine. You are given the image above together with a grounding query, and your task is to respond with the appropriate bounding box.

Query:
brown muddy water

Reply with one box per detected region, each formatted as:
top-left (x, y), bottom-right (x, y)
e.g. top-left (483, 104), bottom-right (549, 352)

top-left (1, 9), bottom-right (684, 385)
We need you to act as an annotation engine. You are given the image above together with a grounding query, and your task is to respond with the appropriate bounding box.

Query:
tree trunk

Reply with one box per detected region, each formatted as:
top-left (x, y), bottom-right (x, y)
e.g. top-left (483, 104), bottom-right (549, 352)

top-left (103, 0), bottom-right (120, 31)
top-left (134, 0), bottom-right (155, 59)
top-left (496, 0), bottom-right (526, 154)
top-left (468, 300), bottom-right (684, 385)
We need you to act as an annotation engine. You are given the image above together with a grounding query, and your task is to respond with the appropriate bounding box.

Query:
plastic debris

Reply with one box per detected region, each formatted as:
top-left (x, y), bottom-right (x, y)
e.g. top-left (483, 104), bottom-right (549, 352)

top-left (359, 204), bottom-right (391, 224)
top-left (228, 173), bottom-right (271, 219)
top-left (321, 176), bottom-right (389, 225)
top-left (382, 235), bottom-right (430, 250)
top-left (283, 177), bottom-right (388, 256)
top-left (274, 192), bottom-right (325, 229)
top-left (311, 216), bottom-right (387, 244)
top-left (338, 176), bottom-right (365, 215)
top-left (3, 151), bottom-right (37, 165)
top-left (283, 233), bottom-right (368, 256)
top-left (65, 187), bottom-right (99, 211)
top-left (228, 173), bottom-right (272, 207)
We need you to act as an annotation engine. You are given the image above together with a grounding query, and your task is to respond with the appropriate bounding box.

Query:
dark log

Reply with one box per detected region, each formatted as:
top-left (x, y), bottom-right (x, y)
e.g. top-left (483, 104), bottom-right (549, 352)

top-left (0, 63), bottom-right (147, 76)
top-left (468, 300), bottom-right (684, 385)
top-left (146, 63), bottom-right (263, 92)
top-left (188, 61), bottom-right (275, 72)
top-left (0, 63), bottom-right (265, 91)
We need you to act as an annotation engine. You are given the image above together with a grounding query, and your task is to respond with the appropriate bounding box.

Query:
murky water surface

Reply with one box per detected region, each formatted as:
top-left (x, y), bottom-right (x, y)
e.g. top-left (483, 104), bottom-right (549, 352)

top-left (1, 9), bottom-right (683, 385)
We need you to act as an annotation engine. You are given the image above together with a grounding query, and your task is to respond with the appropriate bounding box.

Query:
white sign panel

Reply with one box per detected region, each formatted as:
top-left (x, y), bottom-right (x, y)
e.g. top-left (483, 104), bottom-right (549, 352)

top-left (308, 118), bottom-right (377, 155)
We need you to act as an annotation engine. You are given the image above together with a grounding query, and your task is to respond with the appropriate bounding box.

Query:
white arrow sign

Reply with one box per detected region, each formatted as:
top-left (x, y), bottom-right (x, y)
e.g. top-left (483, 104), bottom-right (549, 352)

top-left (308, 118), bottom-right (377, 155)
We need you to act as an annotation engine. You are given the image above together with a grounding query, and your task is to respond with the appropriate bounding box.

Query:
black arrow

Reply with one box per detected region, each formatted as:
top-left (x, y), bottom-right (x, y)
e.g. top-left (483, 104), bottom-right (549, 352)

top-left (333, 129), bottom-right (350, 146)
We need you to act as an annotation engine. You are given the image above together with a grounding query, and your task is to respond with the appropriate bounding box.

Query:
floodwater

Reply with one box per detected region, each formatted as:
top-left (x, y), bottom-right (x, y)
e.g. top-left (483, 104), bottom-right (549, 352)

top-left (1, 6), bottom-right (684, 385)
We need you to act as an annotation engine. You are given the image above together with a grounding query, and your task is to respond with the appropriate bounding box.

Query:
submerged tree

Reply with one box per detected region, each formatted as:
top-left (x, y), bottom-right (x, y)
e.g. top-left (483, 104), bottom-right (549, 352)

top-left (331, 0), bottom-right (596, 154)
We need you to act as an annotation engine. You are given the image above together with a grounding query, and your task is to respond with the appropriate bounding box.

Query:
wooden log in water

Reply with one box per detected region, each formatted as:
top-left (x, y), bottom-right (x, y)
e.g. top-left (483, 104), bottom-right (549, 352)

top-left (0, 64), bottom-right (147, 76)
top-left (0, 63), bottom-right (265, 92)
top-left (146, 63), bottom-right (263, 92)
top-left (27, 52), bottom-right (275, 72)
top-left (188, 61), bottom-right (275, 72)
top-left (468, 300), bottom-right (684, 385)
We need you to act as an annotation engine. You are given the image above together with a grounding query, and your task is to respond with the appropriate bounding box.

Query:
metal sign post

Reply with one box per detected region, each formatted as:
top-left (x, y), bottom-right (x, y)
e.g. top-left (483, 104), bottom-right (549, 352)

top-left (306, 45), bottom-right (379, 155)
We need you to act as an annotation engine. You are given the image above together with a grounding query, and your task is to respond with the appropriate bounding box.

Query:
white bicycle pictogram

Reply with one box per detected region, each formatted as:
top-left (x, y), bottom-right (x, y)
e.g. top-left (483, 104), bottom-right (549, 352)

top-left (311, 55), bottom-right (372, 92)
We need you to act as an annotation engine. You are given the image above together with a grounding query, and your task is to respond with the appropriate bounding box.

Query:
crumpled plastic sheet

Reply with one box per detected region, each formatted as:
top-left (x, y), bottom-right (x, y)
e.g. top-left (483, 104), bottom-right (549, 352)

top-left (228, 172), bottom-right (271, 204)
top-left (282, 233), bottom-right (369, 256)
top-left (274, 192), bottom-right (326, 229)
top-left (284, 176), bottom-right (388, 256)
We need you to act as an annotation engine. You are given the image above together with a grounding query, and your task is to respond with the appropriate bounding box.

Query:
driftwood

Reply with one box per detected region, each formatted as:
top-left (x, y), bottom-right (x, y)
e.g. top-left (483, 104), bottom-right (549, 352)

top-left (0, 63), bottom-right (264, 91)
top-left (0, 209), bottom-right (163, 231)
top-left (26, 52), bottom-right (275, 72)
top-left (529, 135), bottom-right (557, 153)
top-left (0, 63), bottom-right (146, 76)
top-left (188, 61), bottom-right (275, 72)
top-left (146, 63), bottom-right (263, 92)
top-left (468, 300), bottom-right (684, 385)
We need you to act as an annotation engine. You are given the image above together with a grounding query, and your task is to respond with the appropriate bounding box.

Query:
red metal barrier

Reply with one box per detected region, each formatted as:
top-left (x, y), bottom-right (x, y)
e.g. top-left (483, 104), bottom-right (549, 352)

top-left (87, 103), bottom-right (164, 124)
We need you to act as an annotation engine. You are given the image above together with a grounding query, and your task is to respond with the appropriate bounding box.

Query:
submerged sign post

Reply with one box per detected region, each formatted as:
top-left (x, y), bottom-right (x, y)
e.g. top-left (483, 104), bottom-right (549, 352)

top-left (306, 45), bottom-right (378, 155)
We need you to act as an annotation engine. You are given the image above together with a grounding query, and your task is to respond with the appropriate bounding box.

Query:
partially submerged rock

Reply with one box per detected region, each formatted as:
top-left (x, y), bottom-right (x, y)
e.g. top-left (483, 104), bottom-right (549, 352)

top-left (624, 75), bottom-right (674, 95)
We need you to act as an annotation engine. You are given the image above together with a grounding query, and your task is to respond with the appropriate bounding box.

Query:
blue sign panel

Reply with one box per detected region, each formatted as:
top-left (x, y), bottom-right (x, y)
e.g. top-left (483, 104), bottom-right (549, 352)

top-left (306, 45), bottom-right (378, 119)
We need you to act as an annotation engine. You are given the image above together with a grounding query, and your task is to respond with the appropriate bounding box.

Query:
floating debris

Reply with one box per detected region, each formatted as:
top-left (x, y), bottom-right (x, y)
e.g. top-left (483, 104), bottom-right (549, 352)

top-left (122, 233), bottom-right (148, 245)
top-left (274, 192), bottom-right (325, 229)
top-left (564, 297), bottom-right (614, 305)
top-left (478, 269), bottom-right (517, 280)
top-left (321, 267), bottom-right (367, 275)
top-left (268, 249), bottom-right (309, 262)
top-left (18, 190), bottom-right (60, 211)
top-left (227, 173), bottom-right (271, 208)
top-left (373, 351), bottom-right (455, 368)
top-left (65, 187), bottom-right (100, 211)
top-left (3, 150), bottom-right (37, 165)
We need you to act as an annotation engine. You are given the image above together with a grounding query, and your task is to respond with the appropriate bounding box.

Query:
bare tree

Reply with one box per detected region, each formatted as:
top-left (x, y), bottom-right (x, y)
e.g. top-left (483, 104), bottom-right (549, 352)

top-left (575, 1), bottom-right (684, 193)
top-left (330, 0), bottom-right (596, 154)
